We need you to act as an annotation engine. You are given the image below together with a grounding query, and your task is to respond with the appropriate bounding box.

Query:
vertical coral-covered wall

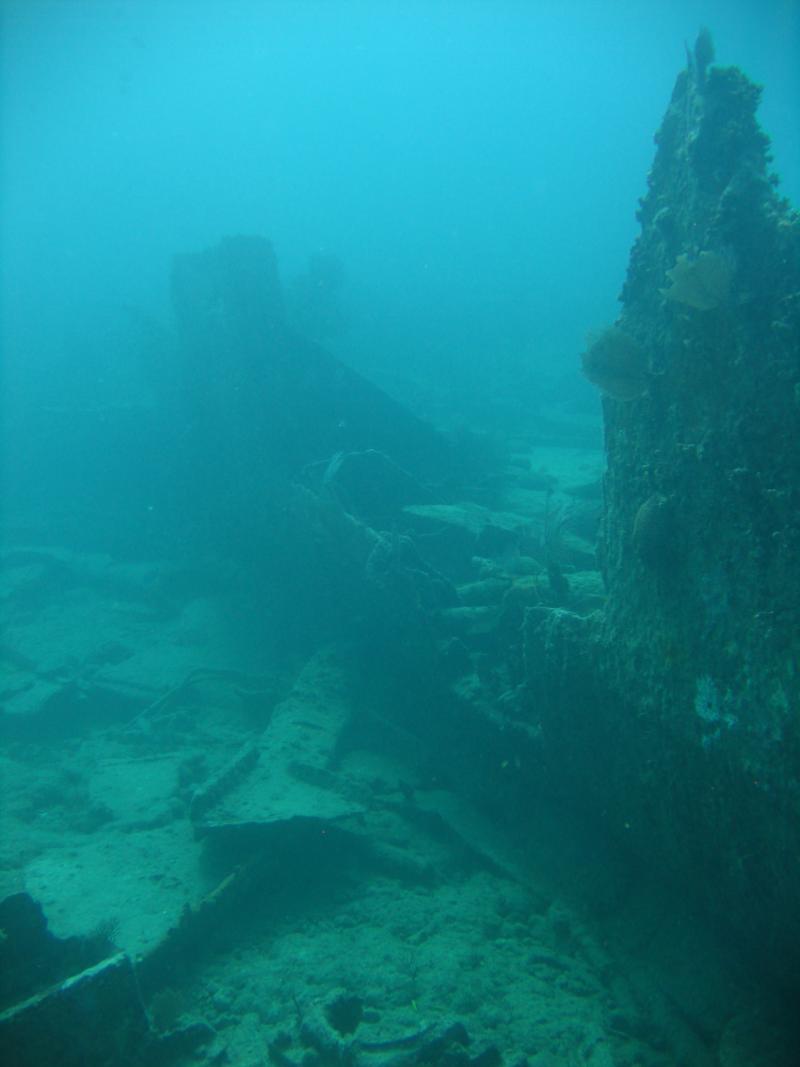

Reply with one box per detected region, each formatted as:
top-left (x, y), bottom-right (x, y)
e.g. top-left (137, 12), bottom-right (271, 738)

top-left (525, 43), bottom-right (800, 984)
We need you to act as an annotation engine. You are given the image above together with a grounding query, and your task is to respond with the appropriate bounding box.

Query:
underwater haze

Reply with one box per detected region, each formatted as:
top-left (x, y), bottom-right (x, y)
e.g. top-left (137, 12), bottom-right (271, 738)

top-left (2, 3), bottom-right (800, 1067)
top-left (3, 1), bottom-right (799, 410)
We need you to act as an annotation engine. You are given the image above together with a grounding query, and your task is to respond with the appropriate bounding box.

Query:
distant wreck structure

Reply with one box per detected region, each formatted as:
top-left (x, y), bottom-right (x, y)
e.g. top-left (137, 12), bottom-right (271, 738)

top-left (169, 235), bottom-right (459, 652)
top-left (530, 33), bottom-right (800, 982)
top-left (171, 234), bottom-right (452, 503)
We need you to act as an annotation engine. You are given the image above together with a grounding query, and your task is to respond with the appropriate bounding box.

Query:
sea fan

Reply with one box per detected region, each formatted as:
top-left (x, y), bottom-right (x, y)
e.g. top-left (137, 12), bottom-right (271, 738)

top-left (581, 325), bottom-right (649, 400)
top-left (661, 250), bottom-right (734, 310)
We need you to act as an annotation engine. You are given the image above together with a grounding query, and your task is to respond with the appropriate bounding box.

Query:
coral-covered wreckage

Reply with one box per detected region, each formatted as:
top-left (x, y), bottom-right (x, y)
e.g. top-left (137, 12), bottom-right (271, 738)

top-left (539, 35), bottom-right (800, 983)
top-left (2, 32), bottom-right (799, 1067)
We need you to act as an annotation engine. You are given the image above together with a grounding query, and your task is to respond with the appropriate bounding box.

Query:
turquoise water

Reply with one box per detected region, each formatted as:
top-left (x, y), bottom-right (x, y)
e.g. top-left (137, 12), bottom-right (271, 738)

top-left (1, 4), bottom-right (799, 1066)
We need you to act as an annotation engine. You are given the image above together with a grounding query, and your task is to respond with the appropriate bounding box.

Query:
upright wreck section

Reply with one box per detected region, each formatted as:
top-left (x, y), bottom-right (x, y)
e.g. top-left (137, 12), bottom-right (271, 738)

top-left (527, 37), bottom-right (800, 977)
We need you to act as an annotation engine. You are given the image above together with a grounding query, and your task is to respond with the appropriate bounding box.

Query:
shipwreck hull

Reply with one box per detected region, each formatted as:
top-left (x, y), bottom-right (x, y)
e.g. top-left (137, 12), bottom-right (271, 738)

top-left (525, 48), bottom-right (800, 984)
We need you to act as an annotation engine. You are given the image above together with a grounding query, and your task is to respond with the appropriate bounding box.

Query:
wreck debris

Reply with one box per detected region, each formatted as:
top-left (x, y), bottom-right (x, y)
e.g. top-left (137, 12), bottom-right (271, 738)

top-left (0, 952), bottom-right (154, 1067)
